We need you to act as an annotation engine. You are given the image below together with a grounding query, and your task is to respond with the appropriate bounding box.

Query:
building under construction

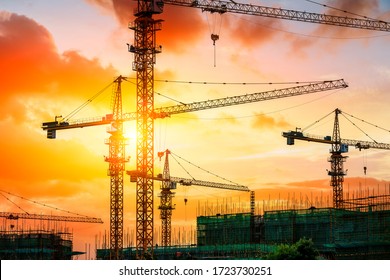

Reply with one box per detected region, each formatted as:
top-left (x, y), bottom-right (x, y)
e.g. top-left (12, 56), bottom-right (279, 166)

top-left (0, 229), bottom-right (81, 260)
top-left (0, 191), bottom-right (103, 260)
top-left (96, 190), bottom-right (390, 260)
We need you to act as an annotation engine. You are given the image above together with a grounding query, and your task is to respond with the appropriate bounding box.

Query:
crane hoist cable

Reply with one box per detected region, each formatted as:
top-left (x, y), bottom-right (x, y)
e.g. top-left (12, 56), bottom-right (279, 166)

top-left (205, 8), bottom-right (224, 67)
top-left (0, 189), bottom-right (97, 219)
top-left (301, 109), bottom-right (390, 142)
top-left (63, 80), bottom-right (115, 122)
top-left (342, 111), bottom-right (390, 134)
top-left (301, 109), bottom-right (335, 132)
top-left (339, 111), bottom-right (390, 177)
top-left (0, 192), bottom-right (29, 214)
top-left (170, 151), bottom-right (243, 187)
top-left (155, 91), bottom-right (187, 105)
top-left (128, 76), bottom-right (335, 86)
top-left (169, 153), bottom-right (196, 181)
top-left (363, 149), bottom-right (368, 176)
top-left (305, 0), bottom-right (381, 21)
top-left (340, 113), bottom-right (378, 143)
top-left (124, 78), bottom-right (188, 105)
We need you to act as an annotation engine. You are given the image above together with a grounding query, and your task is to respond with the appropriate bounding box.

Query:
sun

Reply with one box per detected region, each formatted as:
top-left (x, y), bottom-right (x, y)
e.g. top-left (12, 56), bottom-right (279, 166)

top-left (122, 123), bottom-right (137, 160)
top-left (123, 123), bottom-right (137, 142)
top-left (123, 129), bottom-right (137, 142)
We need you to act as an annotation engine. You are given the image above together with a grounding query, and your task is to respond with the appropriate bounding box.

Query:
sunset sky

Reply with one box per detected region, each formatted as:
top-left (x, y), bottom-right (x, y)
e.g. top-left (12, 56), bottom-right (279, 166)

top-left (1, 0), bottom-right (390, 258)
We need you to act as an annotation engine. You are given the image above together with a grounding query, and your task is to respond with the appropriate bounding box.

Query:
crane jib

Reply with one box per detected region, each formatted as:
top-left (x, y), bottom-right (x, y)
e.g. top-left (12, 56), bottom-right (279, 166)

top-left (164, 0), bottom-right (390, 32)
top-left (42, 79), bottom-right (348, 136)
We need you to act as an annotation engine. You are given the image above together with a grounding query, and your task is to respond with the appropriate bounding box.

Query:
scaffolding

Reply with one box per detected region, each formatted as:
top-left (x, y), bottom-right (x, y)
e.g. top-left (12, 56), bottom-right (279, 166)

top-left (96, 213), bottom-right (270, 260)
top-left (0, 229), bottom-right (81, 260)
top-left (97, 192), bottom-right (390, 260)
top-left (264, 194), bottom-right (390, 259)
top-left (197, 213), bottom-right (256, 246)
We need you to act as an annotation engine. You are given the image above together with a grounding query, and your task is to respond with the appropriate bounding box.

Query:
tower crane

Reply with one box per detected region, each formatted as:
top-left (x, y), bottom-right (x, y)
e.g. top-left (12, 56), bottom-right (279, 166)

top-left (104, 76), bottom-right (129, 259)
top-left (128, 149), bottom-right (250, 247)
top-left (282, 108), bottom-right (390, 208)
top-left (42, 79), bottom-right (347, 257)
top-left (44, 76), bottom-right (127, 259)
top-left (128, 0), bottom-right (389, 258)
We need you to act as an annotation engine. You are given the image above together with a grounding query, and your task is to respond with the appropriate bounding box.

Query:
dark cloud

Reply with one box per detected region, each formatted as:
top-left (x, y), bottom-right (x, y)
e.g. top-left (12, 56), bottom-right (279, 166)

top-left (87, 0), bottom-right (208, 52)
top-left (286, 0), bottom-right (385, 56)
top-left (326, 0), bottom-right (380, 16)
top-left (223, 14), bottom-right (283, 48)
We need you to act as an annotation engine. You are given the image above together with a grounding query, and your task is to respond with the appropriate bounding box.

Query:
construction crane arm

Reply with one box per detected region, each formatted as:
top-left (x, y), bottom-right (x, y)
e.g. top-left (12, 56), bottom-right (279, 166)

top-left (41, 113), bottom-right (137, 131)
top-left (342, 139), bottom-right (390, 150)
top-left (169, 176), bottom-right (250, 191)
top-left (282, 130), bottom-right (390, 150)
top-left (154, 79), bottom-right (348, 118)
top-left (163, 0), bottom-right (390, 32)
top-left (42, 79), bottom-right (347, 137)
top-left (129, 172), bottom-right (250, 192)
top-left (0, 212), bottom-right (103, 224)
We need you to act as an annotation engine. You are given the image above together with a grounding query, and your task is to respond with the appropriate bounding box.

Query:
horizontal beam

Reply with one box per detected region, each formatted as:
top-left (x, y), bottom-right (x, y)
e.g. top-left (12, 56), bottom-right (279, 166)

top-left (282, 131), bottom-right (390, 150)
top-left (0, 212), bottom-right (103, 224)
top-left (42, 80), bottom-right (348, 136)
top-left (129, 172), bottom-right (250, 192)
top-left (164, 0), bottom-right (390, 32)
top-left (170, 176), bottom-right (250, 192)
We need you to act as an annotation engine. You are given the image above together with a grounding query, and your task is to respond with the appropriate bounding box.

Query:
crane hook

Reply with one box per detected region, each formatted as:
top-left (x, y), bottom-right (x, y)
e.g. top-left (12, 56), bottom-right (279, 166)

top-left (211, 34), bottom-right (219, 46)
top-left (211, 34), bottom-right (219, 67)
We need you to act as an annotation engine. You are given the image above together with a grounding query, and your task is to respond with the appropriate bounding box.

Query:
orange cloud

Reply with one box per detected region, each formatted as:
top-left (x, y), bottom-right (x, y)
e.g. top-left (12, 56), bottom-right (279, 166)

top-left (251, 113), bottom-right (290, 129)
top-left (0, 12), bottom-right (119, 203)
top-left (0, 12), bottom-right (58, 97)
top-left (0, 11), bottom-right (118, 123)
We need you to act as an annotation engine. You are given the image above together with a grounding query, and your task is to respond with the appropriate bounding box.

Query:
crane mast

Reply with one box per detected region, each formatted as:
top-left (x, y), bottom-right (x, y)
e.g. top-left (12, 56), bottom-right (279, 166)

top-left (329, 108), bottom-right (346, 208)
top-left (128, 0), bottom-right (164, 258)
top-left (104, 76), bottom-right (129, 259)
top-left (158, 149), bottom-right (174, 247)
